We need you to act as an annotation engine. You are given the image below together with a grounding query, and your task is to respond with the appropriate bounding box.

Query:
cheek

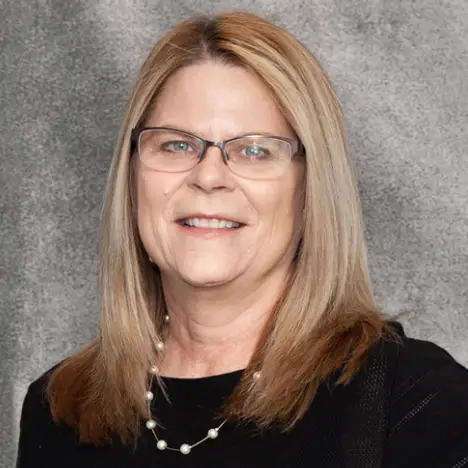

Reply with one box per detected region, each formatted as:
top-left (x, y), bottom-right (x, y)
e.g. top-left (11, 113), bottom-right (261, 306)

top-left (137, 173), bottom-right (161, 223)
top-left (138, 170), bottom-right (166, 201)
top-left (245, 176), bottom-right (302, 237)
top-left (136, 169), bottom-right (184, 234)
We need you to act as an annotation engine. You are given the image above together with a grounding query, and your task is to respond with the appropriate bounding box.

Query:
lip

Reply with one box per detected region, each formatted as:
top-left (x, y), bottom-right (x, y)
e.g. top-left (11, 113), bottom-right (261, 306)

top-left (175, 221), bottom-right (245, 239)
top-left (175, 212), bottom-right (246, 225)
top-left (174, 212), bottom-right (246, 239)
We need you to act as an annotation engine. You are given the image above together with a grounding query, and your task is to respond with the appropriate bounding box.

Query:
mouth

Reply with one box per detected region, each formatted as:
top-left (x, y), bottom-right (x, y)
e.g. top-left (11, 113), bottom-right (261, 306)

top-left (177, 217), bottom-right (245, 229)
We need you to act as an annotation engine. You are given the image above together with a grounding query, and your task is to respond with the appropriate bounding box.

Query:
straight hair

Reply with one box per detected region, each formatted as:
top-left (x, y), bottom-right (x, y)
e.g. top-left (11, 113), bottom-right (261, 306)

top-left (46, 11), bottom-right (398, 445)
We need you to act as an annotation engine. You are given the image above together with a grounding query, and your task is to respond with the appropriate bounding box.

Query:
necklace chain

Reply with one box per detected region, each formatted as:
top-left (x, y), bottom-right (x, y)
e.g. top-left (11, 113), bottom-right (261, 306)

top-left (144, 315), bottom-right (261, 455)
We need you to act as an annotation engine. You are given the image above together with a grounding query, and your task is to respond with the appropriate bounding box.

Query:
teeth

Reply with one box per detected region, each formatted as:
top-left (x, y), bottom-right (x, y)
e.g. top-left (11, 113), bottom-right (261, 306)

top-left (182, 217), bottom-right (241, 228)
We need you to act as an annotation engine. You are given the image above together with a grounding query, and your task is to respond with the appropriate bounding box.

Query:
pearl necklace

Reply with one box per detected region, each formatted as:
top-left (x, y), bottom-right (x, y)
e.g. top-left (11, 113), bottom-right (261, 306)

top-left (144, 315), bottom-right (261, 455)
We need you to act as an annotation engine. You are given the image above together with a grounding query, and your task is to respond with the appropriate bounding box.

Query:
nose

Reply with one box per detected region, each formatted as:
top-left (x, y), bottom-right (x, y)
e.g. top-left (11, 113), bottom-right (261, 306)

top-left (186, 144), bottom-right (235, 193)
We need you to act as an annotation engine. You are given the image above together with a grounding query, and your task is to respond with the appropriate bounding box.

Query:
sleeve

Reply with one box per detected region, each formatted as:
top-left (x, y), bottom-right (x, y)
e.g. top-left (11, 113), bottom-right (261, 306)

top-left (383, 340), bottom-right (468, 468)
top-left (16, 377), bottom-right (54, 467)
top-left (16, 383), bottom-right (39, 467)
top-left (16, 384), bottom-right (45, 468)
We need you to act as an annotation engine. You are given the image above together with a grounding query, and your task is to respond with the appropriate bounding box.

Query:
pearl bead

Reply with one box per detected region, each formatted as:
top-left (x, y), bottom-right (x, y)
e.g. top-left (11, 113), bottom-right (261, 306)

top-left (146, 420), bottom-right (156, 430)
top-left (180, 443), bottom-right (191, 454)
top-left (207, 428), bottom-right (218, 439)
top-left (156, 341), bottom-right (165, 351)
top-left (164, 314), bottom-right (170, 322)
top-left (145, 363), bottom-right (231, 454)
top-left (253, 371), bottom-right (261, 381)
top-left (157, 439), bottom-right (167, 450)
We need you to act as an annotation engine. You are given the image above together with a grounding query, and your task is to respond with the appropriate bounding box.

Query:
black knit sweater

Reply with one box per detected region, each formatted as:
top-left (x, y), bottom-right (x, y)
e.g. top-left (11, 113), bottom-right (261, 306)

top-left (16, 323), bottom-right (468, 467)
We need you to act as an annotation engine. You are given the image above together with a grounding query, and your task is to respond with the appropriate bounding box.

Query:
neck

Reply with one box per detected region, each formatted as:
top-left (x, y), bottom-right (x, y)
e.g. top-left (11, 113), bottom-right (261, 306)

top-left (158, 270), bottom-right (288, 378)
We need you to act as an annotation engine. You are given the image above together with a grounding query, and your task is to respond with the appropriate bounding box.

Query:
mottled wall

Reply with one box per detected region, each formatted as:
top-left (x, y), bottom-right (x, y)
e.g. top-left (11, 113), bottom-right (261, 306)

top-left (1, 1), bottom-right (467, 465)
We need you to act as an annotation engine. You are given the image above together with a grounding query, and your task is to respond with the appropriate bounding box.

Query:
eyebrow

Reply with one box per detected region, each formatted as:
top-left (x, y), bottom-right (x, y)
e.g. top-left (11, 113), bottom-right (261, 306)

top-left (149, 124), bottom-right (281, 139)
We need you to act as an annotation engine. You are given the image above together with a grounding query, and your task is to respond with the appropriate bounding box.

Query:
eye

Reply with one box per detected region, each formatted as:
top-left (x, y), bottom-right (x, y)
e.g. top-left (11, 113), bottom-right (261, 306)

top-left (243, 145), bottom-right (268, 158)
top-left (164, 140), bottom-right (193, 152)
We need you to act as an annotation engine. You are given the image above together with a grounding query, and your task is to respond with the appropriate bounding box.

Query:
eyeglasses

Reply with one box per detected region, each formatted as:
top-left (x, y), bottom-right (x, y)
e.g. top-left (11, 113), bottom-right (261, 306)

top-left (130, 127), bottom-right (302, 179)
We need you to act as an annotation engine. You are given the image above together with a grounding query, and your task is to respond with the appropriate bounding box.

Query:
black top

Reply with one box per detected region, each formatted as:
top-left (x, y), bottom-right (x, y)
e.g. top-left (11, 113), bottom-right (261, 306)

top-left (16, 323), bottom-right (468, 467)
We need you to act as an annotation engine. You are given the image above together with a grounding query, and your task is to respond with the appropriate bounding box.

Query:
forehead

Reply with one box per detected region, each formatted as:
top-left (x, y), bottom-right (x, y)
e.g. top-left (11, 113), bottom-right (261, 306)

top-left (145, 62), bottom-right (294, 139)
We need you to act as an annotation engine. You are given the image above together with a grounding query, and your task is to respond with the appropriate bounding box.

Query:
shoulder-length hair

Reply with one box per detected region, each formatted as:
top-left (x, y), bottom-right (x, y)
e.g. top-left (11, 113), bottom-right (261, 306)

top-left (46, 11), bottom-right (397, 445)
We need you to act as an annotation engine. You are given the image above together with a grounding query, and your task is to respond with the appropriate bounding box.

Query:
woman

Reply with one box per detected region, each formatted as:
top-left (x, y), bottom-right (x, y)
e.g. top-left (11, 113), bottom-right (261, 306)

top-left (17, 11), bottom-right (468, 468)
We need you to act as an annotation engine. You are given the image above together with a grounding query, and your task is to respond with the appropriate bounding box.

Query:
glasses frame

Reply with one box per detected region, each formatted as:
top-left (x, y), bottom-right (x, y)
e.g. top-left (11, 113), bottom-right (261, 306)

top-left (130, 126), bottom-right (302, 175)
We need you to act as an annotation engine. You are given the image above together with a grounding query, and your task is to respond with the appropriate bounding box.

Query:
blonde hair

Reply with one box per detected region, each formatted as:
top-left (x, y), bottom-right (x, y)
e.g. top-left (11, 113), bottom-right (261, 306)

top-left (46, 11), bottom-right (397, 445)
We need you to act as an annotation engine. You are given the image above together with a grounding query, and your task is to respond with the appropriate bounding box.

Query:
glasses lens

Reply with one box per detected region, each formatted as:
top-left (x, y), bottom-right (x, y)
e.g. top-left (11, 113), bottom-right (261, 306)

top-left (138, 129), bottom-right (203, 172)
top-left (225, 136), bottom-right (292, 178)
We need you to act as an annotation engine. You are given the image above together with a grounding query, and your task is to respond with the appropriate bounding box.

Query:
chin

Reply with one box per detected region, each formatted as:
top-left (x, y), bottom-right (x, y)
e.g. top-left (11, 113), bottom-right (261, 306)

top-left (178, 265), bottom-right (238, 288)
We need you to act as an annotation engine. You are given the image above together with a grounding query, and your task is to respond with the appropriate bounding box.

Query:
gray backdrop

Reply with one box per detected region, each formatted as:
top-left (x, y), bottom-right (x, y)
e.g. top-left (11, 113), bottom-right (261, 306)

top-left (1, 0), bottom-right (467, 465)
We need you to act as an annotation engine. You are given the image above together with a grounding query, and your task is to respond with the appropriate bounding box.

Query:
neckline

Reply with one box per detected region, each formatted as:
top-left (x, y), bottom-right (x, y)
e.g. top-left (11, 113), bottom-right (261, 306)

top-left (151, 369), bottom-right (245, 410)
top-left (158, 367), bottom-right (245, 382)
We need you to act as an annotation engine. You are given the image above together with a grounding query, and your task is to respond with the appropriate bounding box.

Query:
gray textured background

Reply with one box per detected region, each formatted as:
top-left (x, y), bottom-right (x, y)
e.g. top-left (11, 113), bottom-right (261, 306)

top-left (1, 0), bottom-right (467, 465)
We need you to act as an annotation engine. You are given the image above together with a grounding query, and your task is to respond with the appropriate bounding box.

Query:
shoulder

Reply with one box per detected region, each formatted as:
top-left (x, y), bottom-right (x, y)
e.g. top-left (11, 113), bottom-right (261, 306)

top-left (389, 322), bottom-right (468, 406)
top-left (20, 361), bottom-right (62, 422)
top-left (383, 322), bottom-right (468, 468)
top-left (17, 361), bottom-right (72, 466)
top-left (389, 322), bottom-right (468, 398)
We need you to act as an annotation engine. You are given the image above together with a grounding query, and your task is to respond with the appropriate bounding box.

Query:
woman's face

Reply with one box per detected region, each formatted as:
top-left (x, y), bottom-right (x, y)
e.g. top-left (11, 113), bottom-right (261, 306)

top-left (135, 62), bottom-right (303, 288)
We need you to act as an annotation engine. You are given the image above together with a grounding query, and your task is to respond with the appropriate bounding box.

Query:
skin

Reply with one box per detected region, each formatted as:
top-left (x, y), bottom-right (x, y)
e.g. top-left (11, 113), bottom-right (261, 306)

top-left (135, 61), bottom-right (303, 377)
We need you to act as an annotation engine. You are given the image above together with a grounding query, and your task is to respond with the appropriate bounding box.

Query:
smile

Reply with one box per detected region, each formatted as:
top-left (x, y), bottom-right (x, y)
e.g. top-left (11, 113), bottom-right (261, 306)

top-left (179, 218), bottom-right (243, 229)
